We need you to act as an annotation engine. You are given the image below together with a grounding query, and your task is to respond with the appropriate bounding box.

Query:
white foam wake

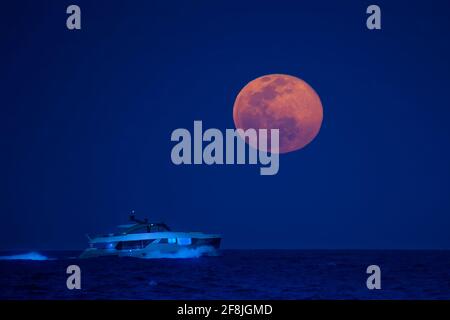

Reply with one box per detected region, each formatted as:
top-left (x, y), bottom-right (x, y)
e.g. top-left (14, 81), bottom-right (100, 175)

top-left (0, 252), bottom-right (49, 261)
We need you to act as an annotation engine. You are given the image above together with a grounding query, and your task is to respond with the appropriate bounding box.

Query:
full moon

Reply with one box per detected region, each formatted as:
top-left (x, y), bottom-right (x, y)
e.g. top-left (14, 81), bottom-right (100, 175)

top-left (233, 74), bottom-right (323, 153)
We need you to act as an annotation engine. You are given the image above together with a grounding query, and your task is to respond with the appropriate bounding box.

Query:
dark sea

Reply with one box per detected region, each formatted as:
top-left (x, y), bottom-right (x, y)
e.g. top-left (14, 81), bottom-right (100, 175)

top-left (0, 250), bottom-right (449, 300)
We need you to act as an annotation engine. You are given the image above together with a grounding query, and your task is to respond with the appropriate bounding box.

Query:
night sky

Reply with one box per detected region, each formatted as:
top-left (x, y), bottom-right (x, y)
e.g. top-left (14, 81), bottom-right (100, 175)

top-left (1, 0), bottom-right (450, 250)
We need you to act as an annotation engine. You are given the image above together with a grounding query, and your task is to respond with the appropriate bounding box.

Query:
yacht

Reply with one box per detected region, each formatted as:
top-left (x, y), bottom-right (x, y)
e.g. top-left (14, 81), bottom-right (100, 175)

top-left (79, 214), bottom-right (221, 259)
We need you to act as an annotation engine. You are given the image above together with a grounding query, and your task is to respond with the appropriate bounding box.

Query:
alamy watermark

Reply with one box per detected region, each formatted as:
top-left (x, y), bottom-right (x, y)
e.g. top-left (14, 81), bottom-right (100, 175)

top-left (170, 121), bottom-right (280, 176)
top-left (66, 265), bottom-right (81, 290)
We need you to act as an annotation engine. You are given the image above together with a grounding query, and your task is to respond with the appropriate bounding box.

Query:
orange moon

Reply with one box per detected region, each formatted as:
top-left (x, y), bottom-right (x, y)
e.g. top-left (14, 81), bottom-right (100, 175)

top-left (233, 74), bottom-right (323, 153)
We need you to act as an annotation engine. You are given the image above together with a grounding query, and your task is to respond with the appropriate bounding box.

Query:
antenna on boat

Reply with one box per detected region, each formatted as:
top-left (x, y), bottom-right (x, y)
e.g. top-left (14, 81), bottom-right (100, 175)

top-left (129, 210), bottom-right (136, 222)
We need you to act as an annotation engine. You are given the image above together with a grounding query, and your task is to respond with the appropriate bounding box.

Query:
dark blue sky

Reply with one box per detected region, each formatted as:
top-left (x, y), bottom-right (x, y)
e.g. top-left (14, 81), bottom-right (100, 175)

top-left (1, 0), bottom-right (450, 250)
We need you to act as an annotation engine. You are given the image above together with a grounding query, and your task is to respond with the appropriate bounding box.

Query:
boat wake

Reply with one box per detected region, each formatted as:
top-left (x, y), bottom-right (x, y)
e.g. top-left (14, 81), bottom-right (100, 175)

top-left (140, 246), bottom-right (218, 259)
top-left (0, 252), bottom-right (49, 261)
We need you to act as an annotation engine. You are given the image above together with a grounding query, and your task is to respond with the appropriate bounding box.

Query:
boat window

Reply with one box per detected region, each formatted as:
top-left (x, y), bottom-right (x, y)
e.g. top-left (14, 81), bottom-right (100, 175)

top-left (116, 240), bottom-right (153, 250)
top-left (177, 238), bottom-right (192, 245)
top-left (158, 238), bottom-right (177, 244)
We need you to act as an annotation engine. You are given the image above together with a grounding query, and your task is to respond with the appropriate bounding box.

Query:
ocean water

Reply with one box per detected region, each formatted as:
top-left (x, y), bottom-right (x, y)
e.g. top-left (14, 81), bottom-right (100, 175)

top-left (0, 250), bottom-right (449, 300)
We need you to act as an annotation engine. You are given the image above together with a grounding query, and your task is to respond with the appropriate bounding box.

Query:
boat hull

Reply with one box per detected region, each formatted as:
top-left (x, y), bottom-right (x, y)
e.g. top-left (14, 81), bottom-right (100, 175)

top-left (79, 236), bottom-right (221, 259)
